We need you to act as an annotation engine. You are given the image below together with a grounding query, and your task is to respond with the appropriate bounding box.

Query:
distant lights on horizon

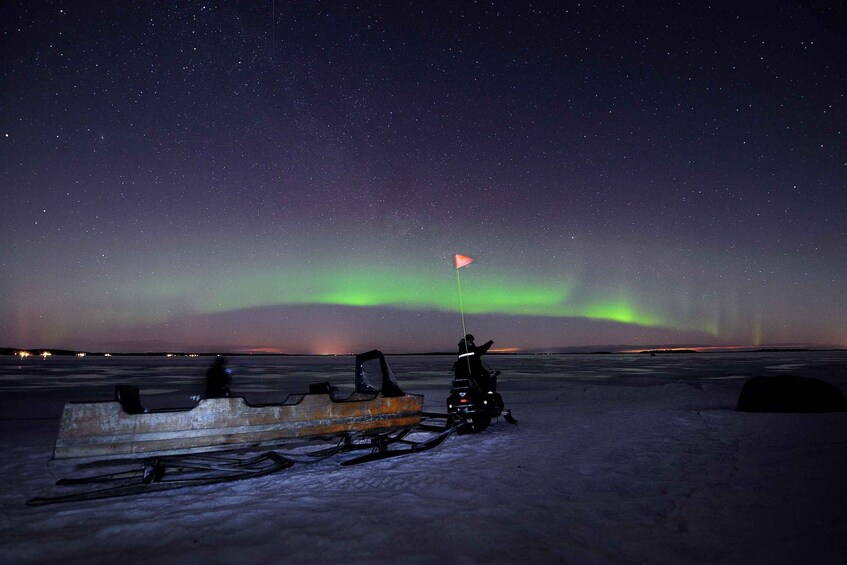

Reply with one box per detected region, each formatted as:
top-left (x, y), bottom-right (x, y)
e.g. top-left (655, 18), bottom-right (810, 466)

top-left (16, 351), bottom-right (54, 359)
top-left (16, 351), bottom-right (119, 358)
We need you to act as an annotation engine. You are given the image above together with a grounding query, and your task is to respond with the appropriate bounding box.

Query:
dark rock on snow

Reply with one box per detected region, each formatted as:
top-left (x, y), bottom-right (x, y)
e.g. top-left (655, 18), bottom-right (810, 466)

top-left (736, 375), bottom-right (847, 413)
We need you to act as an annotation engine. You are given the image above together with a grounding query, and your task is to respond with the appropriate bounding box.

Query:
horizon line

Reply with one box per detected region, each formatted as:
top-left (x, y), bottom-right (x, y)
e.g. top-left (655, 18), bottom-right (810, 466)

top-left (3, 344), bottom-right (844, 357)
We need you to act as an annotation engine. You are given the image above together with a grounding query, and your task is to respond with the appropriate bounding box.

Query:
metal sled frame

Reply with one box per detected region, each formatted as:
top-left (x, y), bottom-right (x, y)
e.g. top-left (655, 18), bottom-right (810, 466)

top-left (27, 412), bottom-right (466, 506)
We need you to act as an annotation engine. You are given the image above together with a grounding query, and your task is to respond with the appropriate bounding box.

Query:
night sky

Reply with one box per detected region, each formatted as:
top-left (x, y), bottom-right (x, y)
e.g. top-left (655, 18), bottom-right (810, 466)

top-left (2, 1), bottom-right (845, 354)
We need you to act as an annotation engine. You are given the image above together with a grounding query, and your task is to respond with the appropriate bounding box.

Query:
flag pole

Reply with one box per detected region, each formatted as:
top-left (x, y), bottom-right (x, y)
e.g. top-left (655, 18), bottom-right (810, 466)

top-left (454, 254), bottom-right (473, 373)
top-left (456, 264), bottom-right (468, 344)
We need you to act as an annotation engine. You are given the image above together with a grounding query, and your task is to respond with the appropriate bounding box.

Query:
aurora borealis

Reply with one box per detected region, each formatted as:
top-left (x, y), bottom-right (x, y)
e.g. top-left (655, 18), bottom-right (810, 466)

top-left (2, 2), bottom-right (845, 353)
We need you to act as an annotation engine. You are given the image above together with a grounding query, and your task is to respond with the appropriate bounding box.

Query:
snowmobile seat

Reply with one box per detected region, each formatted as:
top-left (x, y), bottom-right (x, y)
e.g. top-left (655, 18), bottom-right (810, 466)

top-left (451, 378), bottom-right (476, 390)
top-left (115, 385), bottom-right (146, 414)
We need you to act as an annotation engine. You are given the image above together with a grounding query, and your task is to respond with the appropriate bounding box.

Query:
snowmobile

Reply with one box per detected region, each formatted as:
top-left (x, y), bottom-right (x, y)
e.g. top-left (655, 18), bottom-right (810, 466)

top-left (447, 361), bottom-right (516, 433)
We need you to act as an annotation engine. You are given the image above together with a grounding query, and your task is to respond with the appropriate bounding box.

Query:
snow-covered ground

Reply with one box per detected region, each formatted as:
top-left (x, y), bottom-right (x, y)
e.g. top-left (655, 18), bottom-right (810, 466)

top-left (2, 352), bottom-right (846, 564)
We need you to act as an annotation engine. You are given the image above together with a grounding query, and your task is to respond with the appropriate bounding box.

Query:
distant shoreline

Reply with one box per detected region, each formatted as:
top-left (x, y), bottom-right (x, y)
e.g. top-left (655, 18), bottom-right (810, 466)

top-left (2, 346), bottom-right (841, 358)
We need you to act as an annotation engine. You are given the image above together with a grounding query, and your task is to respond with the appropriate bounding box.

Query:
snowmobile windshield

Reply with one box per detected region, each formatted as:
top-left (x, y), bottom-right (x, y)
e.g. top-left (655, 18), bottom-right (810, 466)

top-left (354, 350), bottom-right (404, 397)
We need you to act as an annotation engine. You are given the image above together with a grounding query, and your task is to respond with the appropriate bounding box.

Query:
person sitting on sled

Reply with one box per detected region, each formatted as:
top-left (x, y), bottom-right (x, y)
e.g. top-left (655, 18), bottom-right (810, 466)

top-left (205, 356), bottom-right (232, 398)
top-left (456, 334), bottom-right (495, 392)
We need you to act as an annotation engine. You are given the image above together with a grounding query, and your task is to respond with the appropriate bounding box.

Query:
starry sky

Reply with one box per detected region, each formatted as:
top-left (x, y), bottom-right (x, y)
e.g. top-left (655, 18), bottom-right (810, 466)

top-left (2, 1), bottom-right (845, 354)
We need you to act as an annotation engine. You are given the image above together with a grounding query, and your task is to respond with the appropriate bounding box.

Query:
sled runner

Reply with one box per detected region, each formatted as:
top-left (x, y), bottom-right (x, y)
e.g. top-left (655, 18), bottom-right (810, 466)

top-left (29, 412), bottom-right (466, 505)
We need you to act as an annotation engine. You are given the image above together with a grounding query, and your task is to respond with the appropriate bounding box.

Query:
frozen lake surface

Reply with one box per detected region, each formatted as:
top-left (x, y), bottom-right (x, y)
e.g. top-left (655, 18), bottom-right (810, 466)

top-left (2, 351), bottom-right (846, 563)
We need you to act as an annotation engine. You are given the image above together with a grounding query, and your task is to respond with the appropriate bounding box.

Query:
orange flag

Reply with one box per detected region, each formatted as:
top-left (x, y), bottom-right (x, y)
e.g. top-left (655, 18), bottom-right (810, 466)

top-left (454, 254), bottom-right (474, 269)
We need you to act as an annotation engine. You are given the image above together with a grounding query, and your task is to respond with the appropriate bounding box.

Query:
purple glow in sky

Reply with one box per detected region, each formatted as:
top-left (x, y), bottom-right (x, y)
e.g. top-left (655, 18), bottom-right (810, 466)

top-left (1, 2), bottom-right (845, 353)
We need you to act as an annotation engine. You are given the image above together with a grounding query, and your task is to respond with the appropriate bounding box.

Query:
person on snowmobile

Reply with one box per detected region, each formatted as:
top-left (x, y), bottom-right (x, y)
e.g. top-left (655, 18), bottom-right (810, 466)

top-left (451, 335), bottom-right (517, 427)
top-left (456, 334), bottom-right (495, 392)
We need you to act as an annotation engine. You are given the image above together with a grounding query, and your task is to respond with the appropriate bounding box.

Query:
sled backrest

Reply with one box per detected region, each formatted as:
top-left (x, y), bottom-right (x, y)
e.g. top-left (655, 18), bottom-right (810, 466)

top-left (115, 385), bottom-right (145, 414)
top-left (354, 350), bottom-right (404, 397)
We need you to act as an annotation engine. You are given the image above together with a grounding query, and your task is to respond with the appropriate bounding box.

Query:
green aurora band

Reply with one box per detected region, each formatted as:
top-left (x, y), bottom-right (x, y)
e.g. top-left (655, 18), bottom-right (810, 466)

top-left (177, 266), bottom-right (691, 331)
